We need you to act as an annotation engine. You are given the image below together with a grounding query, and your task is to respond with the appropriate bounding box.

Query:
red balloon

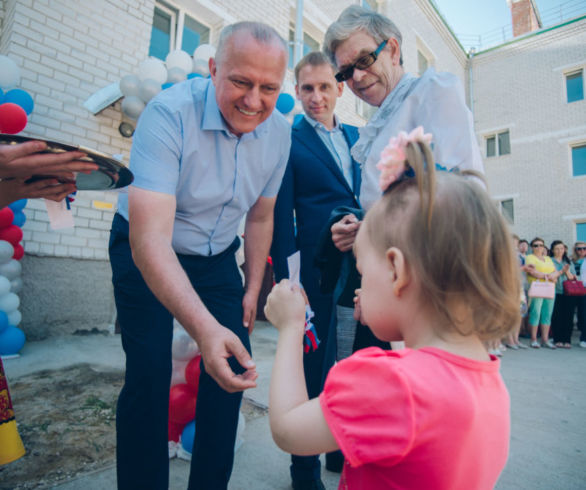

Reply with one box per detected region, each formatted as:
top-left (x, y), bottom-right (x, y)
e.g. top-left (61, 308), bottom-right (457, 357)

top-left (0, 224), bottom-right (23, 246)
top-left (13, 243), bottom-right (24, 260)
top-left (168, 420), bottom-right (184, 443)
top-left (185, 355), bottom-right (201, 393)
top-left (169, 383), bottom-right (197, 425)
top-left (0, 103), bottom-right (28, 134)
top-left (0, 208), bottom-right (14, 229)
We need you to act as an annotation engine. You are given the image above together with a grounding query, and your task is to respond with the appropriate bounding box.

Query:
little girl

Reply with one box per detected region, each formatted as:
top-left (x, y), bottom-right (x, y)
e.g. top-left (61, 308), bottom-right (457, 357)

top-left (264, 128), bottom-right (520, 489)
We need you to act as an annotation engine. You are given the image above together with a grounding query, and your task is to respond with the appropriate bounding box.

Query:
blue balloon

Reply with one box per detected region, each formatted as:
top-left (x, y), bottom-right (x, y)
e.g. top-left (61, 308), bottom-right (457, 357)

top-left (12, 210), bottom-right (26, 227)
top-left (0, 325), bottom-right (26, 355)
top-left (276, 93), bottom-right (295, 114)
top-left (187, 73), bottom-right (202, 79)
top-left (4, 89), bottom-right (34, 115)
top-left (8, 199), bottom-right (26, 212)
top-left (0, 311), bottom-right (8, 334)
top-left (0, 87), bottom-right (4, 104)
top-left (161, 82), bottom-right (174, 90)
top-left (181, 420), bottom-right (196, 454)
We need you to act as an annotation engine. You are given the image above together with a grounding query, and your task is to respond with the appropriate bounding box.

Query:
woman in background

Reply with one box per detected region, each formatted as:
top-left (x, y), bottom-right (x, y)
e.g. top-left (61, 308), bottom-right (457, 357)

top-left (572, 242), bottom-right (586, 348)
top-left (549, 240), bottom-right (576, 348)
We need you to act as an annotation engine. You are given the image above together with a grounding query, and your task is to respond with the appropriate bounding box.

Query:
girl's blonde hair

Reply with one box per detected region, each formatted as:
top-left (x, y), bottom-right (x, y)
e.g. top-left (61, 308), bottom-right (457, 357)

top-left (364, 140), bottom-right (521, 340)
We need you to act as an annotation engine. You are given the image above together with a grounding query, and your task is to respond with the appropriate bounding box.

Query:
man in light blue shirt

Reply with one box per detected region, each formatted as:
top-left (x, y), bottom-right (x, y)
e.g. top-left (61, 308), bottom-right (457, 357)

top-left (109, 22), bottom-right (290, 490)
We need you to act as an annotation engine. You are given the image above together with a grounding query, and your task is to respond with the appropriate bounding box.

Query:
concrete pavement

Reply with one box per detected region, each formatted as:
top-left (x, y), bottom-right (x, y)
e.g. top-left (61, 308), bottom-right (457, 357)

top-left (3, 322), bottom-right (586, 489)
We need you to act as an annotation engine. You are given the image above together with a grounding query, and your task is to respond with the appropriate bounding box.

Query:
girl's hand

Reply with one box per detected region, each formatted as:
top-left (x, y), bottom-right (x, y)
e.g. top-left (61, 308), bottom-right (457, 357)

top-left (264, 279), bottom-right (306, 332)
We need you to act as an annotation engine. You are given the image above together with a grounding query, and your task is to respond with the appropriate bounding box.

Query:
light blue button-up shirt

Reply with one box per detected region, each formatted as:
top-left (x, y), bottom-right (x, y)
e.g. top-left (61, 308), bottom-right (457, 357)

top-left (304, 114), bottom-right (353, 190)
top-left (117, 78), bottom-right (291, 256)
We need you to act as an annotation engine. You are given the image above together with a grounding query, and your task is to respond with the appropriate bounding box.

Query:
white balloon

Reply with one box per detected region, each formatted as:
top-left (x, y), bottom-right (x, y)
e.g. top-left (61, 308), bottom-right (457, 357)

top-left (192, 59), bottom-right (210, 77)
top-left (138, 58), bottom-right (168, 85)
top-left (0, 276), bottom-right (10, 296)
top-left (0, 260), bottom-right (21, 280)
top-left (0, 55), bottom-right (21, 89)
top-left (0, 241), bottom-right (14, 264)
top-left (10, 277), bottom-right (23, 294)
top-left (138, 78), bottom-right (161, 103)
top-left (0, 292), bottom-right (19, 313)
top-left (167, 67), bottom-right (187, 84)
top-left (8, 309), bottom-right (21, 326)
top-left (166, 50), bottom-right (193, 74)
top-left (120, 74), bottom-right (141, 97)
top-left (172, 328), bottom-right (199, 361)
top-left (121, 95), bottom-right (145, 120)
top-left (193, 44), bottom-right (216, 63)
top-left (171, 359), bottom-right (188, 387)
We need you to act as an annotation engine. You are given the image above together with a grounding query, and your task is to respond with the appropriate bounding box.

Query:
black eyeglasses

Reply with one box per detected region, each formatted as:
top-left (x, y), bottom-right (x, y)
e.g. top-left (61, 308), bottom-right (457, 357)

top-left (335, 39), bottom-right (388, 82)
top-left (576, 246), bottom-right (586, 251)
top-left (532, 244), bottom-right (544, 248)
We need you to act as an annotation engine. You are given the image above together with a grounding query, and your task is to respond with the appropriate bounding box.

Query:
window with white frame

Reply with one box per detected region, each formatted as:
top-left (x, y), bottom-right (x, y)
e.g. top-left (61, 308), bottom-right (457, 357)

top-left (485, 130), bottom-right (510, 157)
top-left (288, 25), bottom-right (320, 69)
top-left (417, 50), bottom-right (429, 75)
top-left (149, 2), bottom-right (210, 61)
top-left (498, 198), bottom-right (514, 224)
top-left (415, 37), bottom-right (434, 76)
top-left (565, 69), bottom-right (584, 103)
top-left (577, 222), bottom-right (586, 242)
top-left (572, 143), bottom-right (586, 177)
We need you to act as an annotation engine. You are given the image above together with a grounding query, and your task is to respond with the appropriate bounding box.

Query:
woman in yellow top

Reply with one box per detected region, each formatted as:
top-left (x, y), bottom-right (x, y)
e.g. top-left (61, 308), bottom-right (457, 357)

top-left (525, 237), bottom-right (566, 348)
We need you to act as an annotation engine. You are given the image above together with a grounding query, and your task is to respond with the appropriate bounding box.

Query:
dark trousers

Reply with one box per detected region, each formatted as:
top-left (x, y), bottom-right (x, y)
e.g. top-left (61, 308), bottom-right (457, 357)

top-left (109, 214), bottom-right (249, 490)
top-left (576, 295), bottom-right (586, 342)
top-left (551, 294), bottom-right (577, 343)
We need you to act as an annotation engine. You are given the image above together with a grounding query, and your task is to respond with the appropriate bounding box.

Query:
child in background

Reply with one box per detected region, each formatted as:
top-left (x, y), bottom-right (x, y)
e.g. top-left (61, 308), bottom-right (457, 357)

top-left (265, 129), bottom-right (520, 490)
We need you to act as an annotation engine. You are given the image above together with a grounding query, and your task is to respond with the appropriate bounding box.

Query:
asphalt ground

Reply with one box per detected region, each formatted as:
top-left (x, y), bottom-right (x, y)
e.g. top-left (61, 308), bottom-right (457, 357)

top-left (3, 322), bottom-right (586, 489)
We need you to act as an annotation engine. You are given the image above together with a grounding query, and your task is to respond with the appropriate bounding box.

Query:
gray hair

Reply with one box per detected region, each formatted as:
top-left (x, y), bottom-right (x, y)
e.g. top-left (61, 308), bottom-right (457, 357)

top-left (323, 5), bottom-right (403, 66)
top-left (215, 21), bottom-right (288, 66)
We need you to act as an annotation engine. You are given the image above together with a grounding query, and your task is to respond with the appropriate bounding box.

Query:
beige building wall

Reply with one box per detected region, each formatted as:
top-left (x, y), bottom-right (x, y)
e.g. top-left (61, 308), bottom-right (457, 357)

top-left (472, 17), bottom-right (586, 246)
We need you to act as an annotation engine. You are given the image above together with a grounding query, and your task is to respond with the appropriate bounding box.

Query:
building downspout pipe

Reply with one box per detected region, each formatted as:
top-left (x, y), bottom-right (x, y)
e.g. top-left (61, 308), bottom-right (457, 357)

top-left (294, 0), bottom-right (304, 66)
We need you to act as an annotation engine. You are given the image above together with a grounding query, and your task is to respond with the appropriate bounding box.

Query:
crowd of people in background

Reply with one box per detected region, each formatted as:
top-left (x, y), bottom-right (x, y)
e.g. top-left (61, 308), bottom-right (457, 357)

top-left (488, 237), bottom-right (586, 356)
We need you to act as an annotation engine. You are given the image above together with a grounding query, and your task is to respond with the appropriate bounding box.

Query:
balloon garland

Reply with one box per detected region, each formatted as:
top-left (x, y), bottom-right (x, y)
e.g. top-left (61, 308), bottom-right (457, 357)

top-left (0, 200), bottom-right (27, 357)
top-left (167, 320), bottom-right (245, 460)
top-left (119, 45), bottom-right (216, 122)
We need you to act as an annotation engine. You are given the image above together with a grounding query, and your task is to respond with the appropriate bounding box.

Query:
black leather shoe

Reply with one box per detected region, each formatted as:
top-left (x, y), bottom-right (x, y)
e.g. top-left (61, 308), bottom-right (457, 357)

top-left (291, 479), bottom-right (326, 490)
top-left (325, 450), bottom-right (344, 473)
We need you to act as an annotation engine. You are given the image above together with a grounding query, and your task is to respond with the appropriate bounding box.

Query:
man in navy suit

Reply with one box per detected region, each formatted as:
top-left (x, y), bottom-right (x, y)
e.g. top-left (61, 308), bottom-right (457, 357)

top-left (271, 51), bottom-right (360, 490)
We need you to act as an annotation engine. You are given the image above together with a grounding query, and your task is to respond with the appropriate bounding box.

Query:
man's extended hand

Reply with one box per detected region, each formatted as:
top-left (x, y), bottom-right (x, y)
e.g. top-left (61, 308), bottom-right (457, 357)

top-left (0, 141), bottom-right (98, 179)
top-left (331, 214), bottom-right (361, 252)
top-left (197, 322), bottom-right (258, 393)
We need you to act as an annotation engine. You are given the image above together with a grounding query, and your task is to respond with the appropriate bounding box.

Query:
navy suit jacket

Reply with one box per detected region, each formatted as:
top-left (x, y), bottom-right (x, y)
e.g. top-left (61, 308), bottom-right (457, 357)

top-left (271, 116), bottom-right (360, 320)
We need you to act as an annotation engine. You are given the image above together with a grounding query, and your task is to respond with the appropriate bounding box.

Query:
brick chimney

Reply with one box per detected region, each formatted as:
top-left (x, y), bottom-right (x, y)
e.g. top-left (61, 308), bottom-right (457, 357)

top-left (507, 0), bottom-right (542, 36)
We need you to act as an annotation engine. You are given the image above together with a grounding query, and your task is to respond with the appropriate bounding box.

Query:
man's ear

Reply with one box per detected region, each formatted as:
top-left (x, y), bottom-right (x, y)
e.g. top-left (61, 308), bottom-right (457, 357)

top-left (295, 84), bottom-right (300, 100)
top-left (388, 38), bottom-right (401, 66)
top-left (209, 57), bottom-right (217, 81)
top-left (386, 247), bottom-right (409, 296)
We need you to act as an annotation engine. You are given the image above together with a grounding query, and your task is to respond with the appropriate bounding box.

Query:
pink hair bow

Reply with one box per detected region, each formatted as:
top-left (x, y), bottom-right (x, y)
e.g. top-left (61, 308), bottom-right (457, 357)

top-left (376, 126), bottom-right (433, 192)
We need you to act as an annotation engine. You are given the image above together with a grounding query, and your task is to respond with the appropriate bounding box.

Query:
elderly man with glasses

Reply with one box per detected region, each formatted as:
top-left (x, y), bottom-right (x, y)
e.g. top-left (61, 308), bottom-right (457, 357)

top-left (323, 5), bottom-right (484, 249)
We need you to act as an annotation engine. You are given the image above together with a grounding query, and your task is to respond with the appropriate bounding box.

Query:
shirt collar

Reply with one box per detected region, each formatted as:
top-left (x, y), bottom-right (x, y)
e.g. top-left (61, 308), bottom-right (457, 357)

top-left (304, 114), bottom-right (341, 133)
top-left (201, 80), bottom-right (268, 139)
